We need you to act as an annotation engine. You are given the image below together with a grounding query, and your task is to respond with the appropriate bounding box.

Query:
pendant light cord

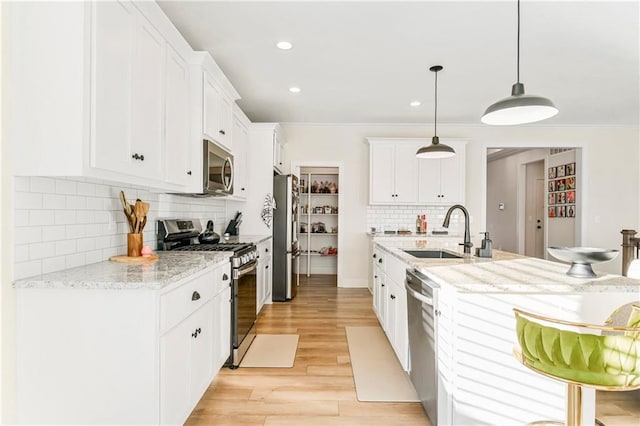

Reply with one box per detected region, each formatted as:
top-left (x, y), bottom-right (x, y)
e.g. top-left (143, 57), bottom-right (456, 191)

top-left (434, 69), bottom-right (438, 136)
top-left (516, 0), bottom-right (520, 83)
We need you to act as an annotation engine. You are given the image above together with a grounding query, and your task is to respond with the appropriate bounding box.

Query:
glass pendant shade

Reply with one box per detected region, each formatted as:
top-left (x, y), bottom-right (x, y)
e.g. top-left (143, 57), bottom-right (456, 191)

top-left (416, 136), bottom-right (455, 159)
top-left (481, 83), bottom-right (558, 125)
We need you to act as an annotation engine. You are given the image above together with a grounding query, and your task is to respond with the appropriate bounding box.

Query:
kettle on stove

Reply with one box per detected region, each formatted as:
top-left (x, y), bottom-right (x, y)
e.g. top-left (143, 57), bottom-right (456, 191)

top-left (198, 220), bottom-right (220, 244)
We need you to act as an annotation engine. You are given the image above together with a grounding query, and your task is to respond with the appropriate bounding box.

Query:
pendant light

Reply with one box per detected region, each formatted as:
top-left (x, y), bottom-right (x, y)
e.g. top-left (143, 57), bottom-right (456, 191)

top-left (416, 65), bottom-right (455, 159)
top-left (481, 0), bottom-right (558, 125)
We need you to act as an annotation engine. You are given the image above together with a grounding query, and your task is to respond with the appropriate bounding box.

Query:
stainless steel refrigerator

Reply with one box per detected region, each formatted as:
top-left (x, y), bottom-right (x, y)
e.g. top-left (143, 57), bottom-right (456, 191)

top-left (273, 174), bottom-right (300, 301)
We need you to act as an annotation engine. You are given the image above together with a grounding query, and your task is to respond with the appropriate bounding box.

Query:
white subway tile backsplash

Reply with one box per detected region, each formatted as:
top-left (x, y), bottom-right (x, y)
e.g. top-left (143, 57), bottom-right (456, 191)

top-left (14, 177), bottom-right (231, 277)
top-left (55, 179), bottom-right (77, 195)
top-left (29, 210), bottom-right (56, 226)
top-left (54, 211), bottom-right (76, 225)
top-left (14, 260), bottom-right (42, 280)
top-left (66, 195), bottom-right (87, 209)
top-left (15, 227), bottom-right (43, 245)
top-left (29, 242), bottom-right (56, 260)
top-left (76, 182), bottom-right (96, 196)
top-left (14, 245), bottom-right (29, 262)
top-left (30, 177), bottom-right (56, 193)
top-left (366, 205), bottom-right (462, 235)
top-left (43, 194), bottom-right (67, 210)
top-left (55, 240), bottom-right (77, 256)
top-left (42, 225), bottom-right (66, 242)
top-left (42, 256), bottom-right (67, 274)
top-left (15, 192), bottom-right (43, 209)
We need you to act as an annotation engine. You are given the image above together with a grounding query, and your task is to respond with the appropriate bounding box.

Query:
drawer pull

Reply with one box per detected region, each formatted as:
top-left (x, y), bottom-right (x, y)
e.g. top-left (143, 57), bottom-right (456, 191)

top-left (373, 254), bottom-right (377, 258)
top-left (222, 273), bottom-right (229, 281)
top-left (381, 283), bottom-right (385, 287)
top-left (378, 258), bottom-right (383, 264)
top-left (192, 331), bottom-right (198, 338)
top-left (390, 294), bottom-right (396, 300)
top-left (191, 291), bottom-right (201, 301)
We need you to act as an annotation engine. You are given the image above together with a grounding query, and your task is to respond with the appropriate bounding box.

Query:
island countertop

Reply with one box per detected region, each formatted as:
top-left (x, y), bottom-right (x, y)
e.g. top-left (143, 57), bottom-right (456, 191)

top-left (374, 238), bottom-right (640, 293)
top-left (13, 252), bottom-right (231, 290)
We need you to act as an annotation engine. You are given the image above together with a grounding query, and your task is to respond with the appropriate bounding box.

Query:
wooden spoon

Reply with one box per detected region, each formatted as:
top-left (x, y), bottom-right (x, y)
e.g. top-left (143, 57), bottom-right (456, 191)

top-left (133, 201), bottom-right (144, 233)
top-left (120, 191), bottom-right (135, 232)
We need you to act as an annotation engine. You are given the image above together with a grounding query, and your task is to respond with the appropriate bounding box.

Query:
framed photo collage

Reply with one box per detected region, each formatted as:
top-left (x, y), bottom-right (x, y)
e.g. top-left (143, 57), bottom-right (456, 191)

top-left (548, 162), bottom-right (576, 218)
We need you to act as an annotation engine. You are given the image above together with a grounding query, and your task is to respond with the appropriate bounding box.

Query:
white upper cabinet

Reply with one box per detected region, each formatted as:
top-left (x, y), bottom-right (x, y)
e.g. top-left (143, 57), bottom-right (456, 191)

top-left (91, 1), bottom-right (164, 181)
top-left (203, 72), bottom-right (234, 152)
top-left (232, 111), bottom-right (250, 198)
top-left (368, 138), bottom-right (466, 205)
top-left (6, 1), bottom-right (219, 192)
top-left (165, 45), bottom-right (193, 186)
top-left (368, 139), bottom-right (421, 204)
top-left (418, 140), bottom-right (466, 204)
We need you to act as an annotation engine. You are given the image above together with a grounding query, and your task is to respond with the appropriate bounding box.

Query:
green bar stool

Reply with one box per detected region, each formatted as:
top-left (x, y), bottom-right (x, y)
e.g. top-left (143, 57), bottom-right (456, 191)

top-left (513, 306), bottom-right (640, 426)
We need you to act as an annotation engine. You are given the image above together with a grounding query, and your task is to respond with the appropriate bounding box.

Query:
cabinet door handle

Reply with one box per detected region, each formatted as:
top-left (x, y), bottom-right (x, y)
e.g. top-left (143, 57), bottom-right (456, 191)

top-left (132, 153), bottom-right (144, 161)
top-left (191, 291), bottom-right (201, 301)
top-left (374, 275), bottom-right (378, 279)
top-left (197, 327), bottom-right (201, 334)
top-left (222, 273), bottom-right (229, 281)
top-left (378, 258), bottom-right (383, 264)
top-left (265, 265), bottom-right (269, 269)
top-left (373, 254), bottom-right (377, 258)
top-left (192, 331), bottom-right (198, 338)
top-left (219, 129), bottom-right (226, 135)
top-left (390, 294), bottom-right (396, 300)
top-left (187, 171), bottom-right (192, 175)
top-left (381, 283), bottom-right (385, 287)
top-left (265, 248), bottom-right (269, 252)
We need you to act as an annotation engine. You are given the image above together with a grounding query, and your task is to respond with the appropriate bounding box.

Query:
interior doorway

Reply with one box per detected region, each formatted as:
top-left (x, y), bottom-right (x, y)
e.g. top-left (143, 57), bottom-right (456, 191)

top-left (486, 148), bottom-right (581, 256)
top-left (524, 160), bottom-right (545, 259)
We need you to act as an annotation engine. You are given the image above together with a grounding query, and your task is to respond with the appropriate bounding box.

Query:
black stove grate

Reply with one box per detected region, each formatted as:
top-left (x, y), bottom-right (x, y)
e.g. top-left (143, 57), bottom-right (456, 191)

top-left (170, 243), bottom-right (251, 253)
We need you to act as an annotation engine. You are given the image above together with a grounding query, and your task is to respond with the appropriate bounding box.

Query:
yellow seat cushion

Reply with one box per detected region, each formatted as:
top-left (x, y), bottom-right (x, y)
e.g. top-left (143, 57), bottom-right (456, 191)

top-left (516, 316), bottom-right (640, 388)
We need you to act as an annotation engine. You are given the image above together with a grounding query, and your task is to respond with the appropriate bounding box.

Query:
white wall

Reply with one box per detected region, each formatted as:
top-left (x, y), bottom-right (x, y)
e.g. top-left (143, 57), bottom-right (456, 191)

top-left (283, 124), bottom-right (640, 283)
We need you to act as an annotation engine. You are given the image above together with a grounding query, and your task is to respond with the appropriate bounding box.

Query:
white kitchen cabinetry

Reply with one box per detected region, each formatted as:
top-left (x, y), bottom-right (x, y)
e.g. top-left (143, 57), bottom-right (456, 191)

top-left (256, 238), bottom-right (273, 313)
top-left (165, 44), bottom-right (194, 186)
top-left (91, 1), bottom-right (164, 181)
top-left (232, 110), bottom-right (250, 199)
top-left (371, 244), bottom-right (409, 371)
top-left (6, 1), bottom-right (226, 192)
top-left (368, 139), bottom-right (422, 204)
top-left (203, 72), bottom-right (234, 152)
top-left (418, 140), bottom-right (466, 204)
top-left (273, 131), bottom-right (285, 173)
top-left (16, 260), bottom-right (231, 425)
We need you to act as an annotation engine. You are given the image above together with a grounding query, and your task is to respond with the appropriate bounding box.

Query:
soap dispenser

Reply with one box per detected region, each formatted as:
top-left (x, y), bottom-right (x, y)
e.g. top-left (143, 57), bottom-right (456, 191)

top-left (475, 232), bottom-right (493, 258)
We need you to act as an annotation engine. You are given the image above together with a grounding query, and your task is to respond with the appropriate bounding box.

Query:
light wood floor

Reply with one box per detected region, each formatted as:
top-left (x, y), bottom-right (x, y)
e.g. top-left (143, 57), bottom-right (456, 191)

top-left (185, 275), bottom-right (430, 426)
top-left (185, 275), bottom-right (639, 426)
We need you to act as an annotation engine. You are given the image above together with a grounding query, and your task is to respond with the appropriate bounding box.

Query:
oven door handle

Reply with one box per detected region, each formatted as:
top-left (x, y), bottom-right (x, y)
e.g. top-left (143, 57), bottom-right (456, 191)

top-left (236, 260), bottom-right (258, 278)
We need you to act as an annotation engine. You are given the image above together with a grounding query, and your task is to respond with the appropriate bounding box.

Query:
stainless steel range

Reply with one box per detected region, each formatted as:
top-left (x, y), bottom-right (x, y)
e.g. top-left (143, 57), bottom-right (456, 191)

top-left (157, 219), bottom-right (258, 368)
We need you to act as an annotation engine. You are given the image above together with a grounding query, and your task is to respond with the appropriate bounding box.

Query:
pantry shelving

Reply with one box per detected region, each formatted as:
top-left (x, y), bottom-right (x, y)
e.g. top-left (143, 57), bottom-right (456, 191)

top-left (298, 167), bottom-right (339, 276)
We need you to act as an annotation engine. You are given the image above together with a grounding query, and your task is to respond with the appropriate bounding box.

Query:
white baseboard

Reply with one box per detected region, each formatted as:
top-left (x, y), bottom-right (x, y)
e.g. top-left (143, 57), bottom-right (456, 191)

top-left (338, 278), bottom-right (368, 288)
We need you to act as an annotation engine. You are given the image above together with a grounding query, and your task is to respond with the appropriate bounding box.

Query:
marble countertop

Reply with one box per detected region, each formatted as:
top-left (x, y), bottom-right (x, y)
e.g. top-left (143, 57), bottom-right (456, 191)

top-left (13, 252), bottom-right (231, 290)
top-left (374, 239), bottom-right (640, 293)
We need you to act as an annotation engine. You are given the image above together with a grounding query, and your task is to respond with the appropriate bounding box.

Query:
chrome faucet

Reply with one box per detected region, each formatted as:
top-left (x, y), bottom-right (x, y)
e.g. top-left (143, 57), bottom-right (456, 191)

top-left (442, 204), bottom-right (473, 254)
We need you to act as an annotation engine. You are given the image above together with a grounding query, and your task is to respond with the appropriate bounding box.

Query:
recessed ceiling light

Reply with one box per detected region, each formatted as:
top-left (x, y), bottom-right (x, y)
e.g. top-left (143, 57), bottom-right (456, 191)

top-left (410, 101), bottom-right (421, 107)
top-left (277, 41), bottom-right (293, 50)
top-left (289, 87), bottom-right (301, 93)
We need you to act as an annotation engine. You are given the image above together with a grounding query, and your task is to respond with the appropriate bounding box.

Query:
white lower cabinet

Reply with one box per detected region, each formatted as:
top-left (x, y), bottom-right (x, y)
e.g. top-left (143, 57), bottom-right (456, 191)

top-left (16, 261), bottom-right (231, 425)
top-left (371, 244), bottom-right (409, 371)
top-left (256, 239), bottom-right (273, 313)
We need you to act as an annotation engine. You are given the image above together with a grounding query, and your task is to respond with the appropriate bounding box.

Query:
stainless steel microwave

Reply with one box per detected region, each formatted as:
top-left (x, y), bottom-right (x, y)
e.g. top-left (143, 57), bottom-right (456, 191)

top-left (202, 140), bottom-right (233, 196)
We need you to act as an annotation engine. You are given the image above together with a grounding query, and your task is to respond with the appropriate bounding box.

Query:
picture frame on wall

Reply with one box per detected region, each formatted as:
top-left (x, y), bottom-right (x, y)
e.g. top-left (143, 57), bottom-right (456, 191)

top-left (557, 205), bottom-right (566, 217)
top-left (548, 206), bottom-right (556, 218)
top-left (548, 181), bottom-right (555, 192)
top-left (567, 162), bottom-right (576, 176)
top-left (556, 178), bottom-right (566, 191)
top-left (557, 192), bottom-right (566, 204)
top-left (556, 164), bottom-right (566, 178)
top-left (548, 167), bottom-right (557, 179)
top-left (548, 193), bottom-right (556, 205)
top-left (566, 190), bottom-right (575, 204)
top-left (566, 176), bottom-right (576, 190)
top-left (567, 205), bottom-right (576, 217)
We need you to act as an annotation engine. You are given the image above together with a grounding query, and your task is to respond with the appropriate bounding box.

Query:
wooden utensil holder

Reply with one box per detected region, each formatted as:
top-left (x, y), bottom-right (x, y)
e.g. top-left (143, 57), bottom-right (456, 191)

top-left (127, 233), bottom-right (143, 257)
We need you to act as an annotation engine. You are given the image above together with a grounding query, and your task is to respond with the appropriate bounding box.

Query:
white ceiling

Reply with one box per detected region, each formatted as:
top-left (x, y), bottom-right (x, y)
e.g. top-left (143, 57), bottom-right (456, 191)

top-left (158, 1), bottom-right (639, 126)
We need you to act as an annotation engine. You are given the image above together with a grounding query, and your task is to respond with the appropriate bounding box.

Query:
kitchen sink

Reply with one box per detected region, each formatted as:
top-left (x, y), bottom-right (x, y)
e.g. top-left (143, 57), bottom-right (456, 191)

top-left (402, 249), bottom-right (463, 259)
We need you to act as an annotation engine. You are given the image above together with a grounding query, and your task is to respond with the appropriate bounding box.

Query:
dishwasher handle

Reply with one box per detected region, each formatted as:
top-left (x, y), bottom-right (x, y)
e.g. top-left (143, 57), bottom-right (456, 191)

top-left (405, 281), bottom-right (434, 306)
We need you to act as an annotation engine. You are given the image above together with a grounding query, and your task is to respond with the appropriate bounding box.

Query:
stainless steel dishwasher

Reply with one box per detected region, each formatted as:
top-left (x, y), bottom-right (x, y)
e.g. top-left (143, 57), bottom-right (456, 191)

top-left (406, 268), bottom-right (440, 426)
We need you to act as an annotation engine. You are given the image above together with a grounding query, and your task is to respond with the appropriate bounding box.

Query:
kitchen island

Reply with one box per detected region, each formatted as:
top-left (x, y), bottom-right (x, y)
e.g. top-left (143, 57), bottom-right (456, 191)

top-left (372, 239), bottom-right (640, 426)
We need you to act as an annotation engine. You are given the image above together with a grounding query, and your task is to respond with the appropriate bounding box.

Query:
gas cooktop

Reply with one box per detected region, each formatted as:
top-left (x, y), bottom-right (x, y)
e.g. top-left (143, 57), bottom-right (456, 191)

top-left (171, 243), bottom-right (250, 252)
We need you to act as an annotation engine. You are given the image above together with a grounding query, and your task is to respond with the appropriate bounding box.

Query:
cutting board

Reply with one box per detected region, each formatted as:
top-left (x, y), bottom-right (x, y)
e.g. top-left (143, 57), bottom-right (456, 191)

top-left (109, 254), bottom-right (159, 264)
